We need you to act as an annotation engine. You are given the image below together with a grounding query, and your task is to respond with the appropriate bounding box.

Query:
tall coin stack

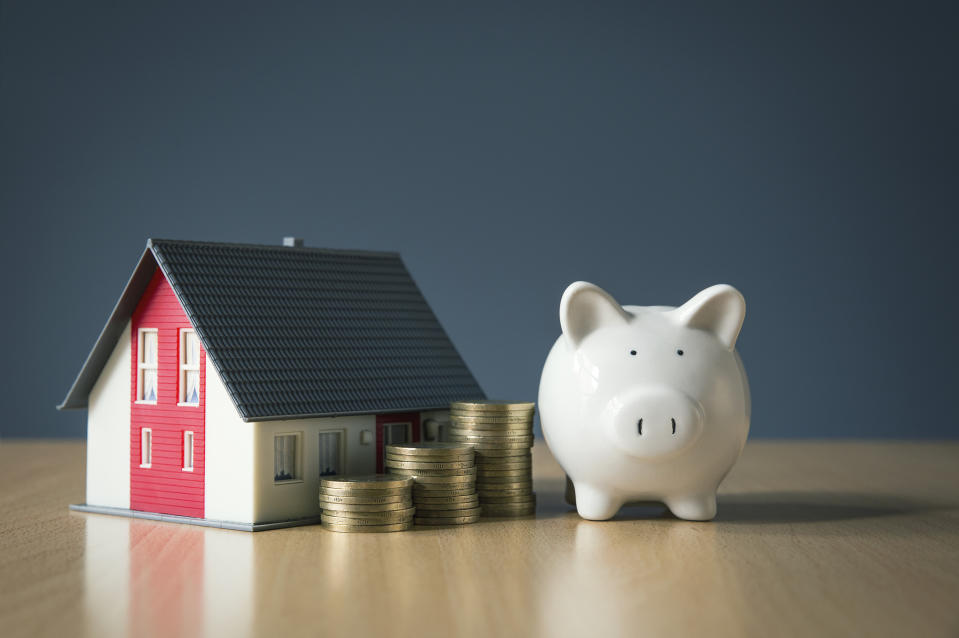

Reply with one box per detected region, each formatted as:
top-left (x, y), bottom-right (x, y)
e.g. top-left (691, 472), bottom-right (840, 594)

top-left (449, 400), bottom-right (536, 516)
top-left (318, 475), bottom-right (415, 533)
top-left (385, 443), bottom-right (481, 526)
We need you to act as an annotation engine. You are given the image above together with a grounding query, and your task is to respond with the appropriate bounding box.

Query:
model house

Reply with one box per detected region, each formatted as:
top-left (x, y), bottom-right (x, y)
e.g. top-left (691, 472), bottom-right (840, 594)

top-left (59, 238), bottom-right (485, 530)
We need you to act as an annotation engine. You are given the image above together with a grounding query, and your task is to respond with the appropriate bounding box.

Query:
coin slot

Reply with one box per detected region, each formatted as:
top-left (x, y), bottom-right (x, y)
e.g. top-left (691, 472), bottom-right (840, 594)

top-left (671, 418), bottom-right (676, 435)
top-left (637, 418), bottom-right (643, 435)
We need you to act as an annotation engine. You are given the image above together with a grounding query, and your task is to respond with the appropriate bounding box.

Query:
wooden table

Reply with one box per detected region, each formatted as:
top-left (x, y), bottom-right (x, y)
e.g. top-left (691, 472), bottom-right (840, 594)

top-left (1, 440), bottom-right (957, 638)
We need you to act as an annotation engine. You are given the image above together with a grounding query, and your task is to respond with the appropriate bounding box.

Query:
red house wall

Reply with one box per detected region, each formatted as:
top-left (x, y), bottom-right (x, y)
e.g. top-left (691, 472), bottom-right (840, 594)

top-left (130, 268), bottom-right (206, 518)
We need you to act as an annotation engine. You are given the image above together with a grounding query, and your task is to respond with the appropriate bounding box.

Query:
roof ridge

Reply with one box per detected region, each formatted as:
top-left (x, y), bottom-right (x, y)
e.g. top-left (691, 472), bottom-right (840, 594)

top-left (147, 238), bottom-right (400, 259)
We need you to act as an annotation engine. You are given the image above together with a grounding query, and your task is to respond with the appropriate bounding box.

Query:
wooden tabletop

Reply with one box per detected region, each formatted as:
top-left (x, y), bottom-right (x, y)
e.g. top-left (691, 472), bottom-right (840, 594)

top-left (1, 439), bottom-right (957, 638)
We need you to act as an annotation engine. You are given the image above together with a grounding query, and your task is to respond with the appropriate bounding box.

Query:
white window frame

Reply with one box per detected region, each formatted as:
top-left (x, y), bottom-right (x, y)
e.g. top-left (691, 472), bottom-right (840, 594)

top-left (136, 328), bottom-right (158, 404)
top-left (140, 428), bottom-right (152, 468)
top-left (183, 431), bottom-right (194, 471)
top-left (274, 432), bottom-right (302, 484)
top-left (178, 328), bottom-right (201, 406)
top-left (318, 429), bottom-right (346, 478)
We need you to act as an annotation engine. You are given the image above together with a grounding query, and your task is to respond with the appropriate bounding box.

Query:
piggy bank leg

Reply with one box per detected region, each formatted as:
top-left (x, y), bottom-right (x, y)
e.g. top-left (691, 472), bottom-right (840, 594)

top-left (573, 483), bottom-right (622, 521)
top-left (665, 492), bottom-right (717, 521)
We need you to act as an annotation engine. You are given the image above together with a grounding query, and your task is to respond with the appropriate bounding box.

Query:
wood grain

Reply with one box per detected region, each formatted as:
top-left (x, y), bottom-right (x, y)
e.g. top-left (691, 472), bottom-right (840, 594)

top-left (1, 439), bottom-right (957, 638)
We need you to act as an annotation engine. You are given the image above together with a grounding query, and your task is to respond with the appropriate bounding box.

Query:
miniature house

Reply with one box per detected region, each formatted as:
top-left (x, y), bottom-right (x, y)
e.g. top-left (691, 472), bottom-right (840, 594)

top-left (59, 238), bottom-right (485, 530)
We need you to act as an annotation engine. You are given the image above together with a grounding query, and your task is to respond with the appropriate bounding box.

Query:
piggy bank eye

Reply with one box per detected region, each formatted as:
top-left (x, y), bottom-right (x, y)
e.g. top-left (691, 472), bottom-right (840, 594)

top-left (676, 349), bottom-right (684, 356)
top-left (629, 350), bottom-right (637, 356)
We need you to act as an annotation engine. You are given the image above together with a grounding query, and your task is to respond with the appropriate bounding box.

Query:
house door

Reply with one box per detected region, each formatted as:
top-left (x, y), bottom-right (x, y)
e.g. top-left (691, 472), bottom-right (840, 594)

top-left (375, 413), bottom-right (421, 473)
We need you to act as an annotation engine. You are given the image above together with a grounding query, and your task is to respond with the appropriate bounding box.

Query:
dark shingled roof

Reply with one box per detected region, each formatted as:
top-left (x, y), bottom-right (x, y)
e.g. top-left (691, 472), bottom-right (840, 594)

top-left (59, 239), bottom-right (485, 420)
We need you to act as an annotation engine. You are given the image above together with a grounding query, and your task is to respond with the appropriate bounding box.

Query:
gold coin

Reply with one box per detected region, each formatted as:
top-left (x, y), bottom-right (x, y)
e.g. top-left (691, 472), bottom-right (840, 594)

top-left (386, 452), bottom-right (473, 463)
top-left (414, 514), bottom-right (481, 525)
top-left (321, 501), bottom-right (415, 512)
top-left (450, 400), bottom-right (535, 413)
top-left (481, 503), bottom-right (537, 516)
top-left (319, 493), bottom-right (411, 505)
top-left (386, 442), bottom-right (474, 457)
top-left (413, 486), bottom-right (476, 497)
top-left (450, 430), bottom-right (534, 440)
top-left (322, 521), bottom-right (412, 533)
top-left (322, 511), bottom-right (415, 525)
top-left (449, 414), bottom-right (535, 426)
top-left (452, 439), bottom-right (533, 450)
top-left (385, 459), bottom-right (474, 470)
top-left (476, 485), bottom-right (533, 503)
top-left (322, 506), bottom-right (416, 519)
top-left (475, 468), bottom-right (533, 478)
top-left (413, 494), bottom-right (480, 505)
top-left (476, 479), bottom-right (533, 494)
top-left (473, 449), bottom-right (532, 458)
top-left (474, 460), bottom-right (532, 470)
top-left (415, 499), bottom-right (480, 511)
top-left (413, 475), bottom-right (476, 487)
top-left (321, 516), bottom-right (415, 527)
top-left (321, 475), bottom-right (413, 490)
top-left (319, 487), bottom-right (410, 498)
top-left (387, 467), bottom-right (476, 477)
top-left (479, 492), bottom-right (537, 504)
top-left (415, 505), bottom-right (482, 517)
top-left (449, 427), bottom-right (533, 438)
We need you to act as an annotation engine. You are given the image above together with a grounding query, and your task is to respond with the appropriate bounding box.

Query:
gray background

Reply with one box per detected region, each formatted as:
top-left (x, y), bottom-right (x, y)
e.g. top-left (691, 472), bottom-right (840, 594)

top-left (2, 1), bottom-right (956, 439)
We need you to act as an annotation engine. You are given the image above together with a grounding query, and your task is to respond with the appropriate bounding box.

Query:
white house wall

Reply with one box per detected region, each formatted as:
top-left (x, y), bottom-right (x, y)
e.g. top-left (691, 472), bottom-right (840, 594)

top-left (420, 410), bottom-right (452, 443)
top-left (251, 415), bottom-right (376, 524)
top-left (204, 355), bottom-right (255, 524)
top-left (203, 357), bottom-right (456, 524)
top-left (86, 320), bottom-right (131, 509)
top-left (249, 410), bottom-right (453, 524)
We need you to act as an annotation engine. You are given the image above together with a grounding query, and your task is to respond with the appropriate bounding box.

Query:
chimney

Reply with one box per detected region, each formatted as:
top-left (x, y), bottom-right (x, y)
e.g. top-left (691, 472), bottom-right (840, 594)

top-left (282, 237), bottom-right (304, 248)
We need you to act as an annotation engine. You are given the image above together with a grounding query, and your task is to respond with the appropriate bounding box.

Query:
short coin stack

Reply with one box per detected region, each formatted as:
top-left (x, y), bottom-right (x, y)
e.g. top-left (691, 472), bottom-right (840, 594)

top-left (318, 475), bottom-right (415, 532)
top-left (449, 400), bottom-right (536, 516)
top-left (385, 443), bottom-right (481, 526)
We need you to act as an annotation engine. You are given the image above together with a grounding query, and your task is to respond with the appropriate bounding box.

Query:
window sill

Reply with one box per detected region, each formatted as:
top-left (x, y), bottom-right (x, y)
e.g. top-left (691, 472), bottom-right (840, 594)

top-left (177, 402), bottom-right (200, 408)
top-left (182, 468), bottom-right (194, 472)
top-left (139, 464), bottom-right (151, 469)
top-left (135, 400), bottom-right (157, 405)
top-left (274, 479), bottom-right (303, 486)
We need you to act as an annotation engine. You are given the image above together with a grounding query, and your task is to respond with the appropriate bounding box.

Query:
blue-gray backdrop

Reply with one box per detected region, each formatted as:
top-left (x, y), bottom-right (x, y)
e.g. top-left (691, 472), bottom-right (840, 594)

top-left (2, 1), bottom-right (956, 438)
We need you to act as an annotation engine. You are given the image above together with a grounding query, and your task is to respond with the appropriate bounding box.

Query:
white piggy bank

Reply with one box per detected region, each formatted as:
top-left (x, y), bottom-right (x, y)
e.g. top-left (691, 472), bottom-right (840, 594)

top-left (538, 282), bottom-right (750, 521)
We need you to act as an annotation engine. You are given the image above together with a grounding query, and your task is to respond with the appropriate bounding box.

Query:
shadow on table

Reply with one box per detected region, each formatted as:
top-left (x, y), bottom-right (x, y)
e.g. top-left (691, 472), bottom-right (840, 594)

top-left (533, 487), bottom-right (940, 525)
top-left (713, 491), bottom-right (934, 524)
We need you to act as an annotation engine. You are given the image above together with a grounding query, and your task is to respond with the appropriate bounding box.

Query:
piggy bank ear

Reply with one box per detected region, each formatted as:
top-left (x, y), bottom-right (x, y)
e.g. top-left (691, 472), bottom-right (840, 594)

top-left (560, 281), bottom-right (630, 347)
top-left (674, 284), bottom-right (746, 350)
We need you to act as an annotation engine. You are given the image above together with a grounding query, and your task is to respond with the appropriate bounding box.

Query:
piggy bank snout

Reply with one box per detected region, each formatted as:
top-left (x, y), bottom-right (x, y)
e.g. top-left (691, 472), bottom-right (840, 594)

top-left (603, 386), bottom-right (704, 460)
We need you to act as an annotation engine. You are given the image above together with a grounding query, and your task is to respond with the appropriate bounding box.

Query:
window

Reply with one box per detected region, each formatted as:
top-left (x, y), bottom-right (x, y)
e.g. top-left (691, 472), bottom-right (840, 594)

top-left (274, 433), bottom-right (300, 482)
top-left (140, 428), bottom-right (152, 468)
top-left (179, 329), bottom-right (200, 405)
top-left (137, 329), bottom-right (158, 403)
top-left (183, 431), bottom-right (194, 471)
top-left (382, 421), bottom-right (411, 464)
top-left (318, 431), bottom-right (344, 477)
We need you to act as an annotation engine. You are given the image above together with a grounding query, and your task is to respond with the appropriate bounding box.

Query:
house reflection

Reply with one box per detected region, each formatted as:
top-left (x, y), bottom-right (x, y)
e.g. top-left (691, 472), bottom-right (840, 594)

top-left (83, 516), bottom-right (253, 638)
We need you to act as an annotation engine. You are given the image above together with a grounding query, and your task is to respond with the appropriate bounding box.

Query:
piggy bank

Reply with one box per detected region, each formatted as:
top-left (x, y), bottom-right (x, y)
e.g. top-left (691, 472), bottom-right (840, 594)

top-left (538, 282), bottom-right (750, 521)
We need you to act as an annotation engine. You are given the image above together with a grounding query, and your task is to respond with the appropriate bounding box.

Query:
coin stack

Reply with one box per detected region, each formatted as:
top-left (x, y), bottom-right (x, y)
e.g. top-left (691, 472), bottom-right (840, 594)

top-left (385, 442), bottom-right (481, 526)
top-left (318, 475), bottom-right (415, 533)
top-left (449, 400), bottom-right (536, 516)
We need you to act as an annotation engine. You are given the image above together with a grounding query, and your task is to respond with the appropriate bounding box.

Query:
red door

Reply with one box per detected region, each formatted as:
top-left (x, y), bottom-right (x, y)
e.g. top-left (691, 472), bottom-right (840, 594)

top-left (375, 413), bottom-right (421, 473)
